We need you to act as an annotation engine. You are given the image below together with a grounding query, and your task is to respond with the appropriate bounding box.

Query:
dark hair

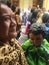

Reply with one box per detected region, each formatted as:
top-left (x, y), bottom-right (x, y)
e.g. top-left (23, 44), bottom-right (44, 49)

top-left (29, 23), bottom-right (45, 38)
top-left (42, 13), bottom-right (49, 23)
top-left (6, 1), bottom-right (11, 8)
top-left (32, 9), bottom-right (38, 18)
top-left (28, 9), bottom-right (38, 24)
top-left (11, 5), bottom-right (16, 12)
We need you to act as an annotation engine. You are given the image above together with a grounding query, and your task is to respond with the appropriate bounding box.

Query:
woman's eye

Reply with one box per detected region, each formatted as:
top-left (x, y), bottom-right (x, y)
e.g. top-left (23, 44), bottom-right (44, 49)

top-left (4, 17), bottom-right (10, 20)
top-left (2, 15), bottom-right (16, 21)
top-left (3, 16), bottom-right (10, 21)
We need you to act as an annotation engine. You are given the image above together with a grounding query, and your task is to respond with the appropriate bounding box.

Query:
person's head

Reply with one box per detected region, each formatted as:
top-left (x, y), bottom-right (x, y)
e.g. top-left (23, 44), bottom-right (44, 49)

top-left (0, 3), bottom-right (17, 42)
top-left (31, 9), bottom-right (38, 19)
top-left (29, 23), bottom-right (45, 47)
top-left (42, 13), bottom-right (49, 26)
top-left (29, 9), bottom-right (38, 24)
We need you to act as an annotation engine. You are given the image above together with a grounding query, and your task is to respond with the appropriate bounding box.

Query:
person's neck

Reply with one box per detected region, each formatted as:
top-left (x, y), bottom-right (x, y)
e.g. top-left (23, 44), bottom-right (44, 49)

top-left (0, 38), bottom-right (11, 46)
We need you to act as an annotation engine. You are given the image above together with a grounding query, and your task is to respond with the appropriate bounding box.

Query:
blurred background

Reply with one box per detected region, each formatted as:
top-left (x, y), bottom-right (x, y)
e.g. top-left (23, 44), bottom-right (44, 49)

top-left (0, 0), bottom-right (49, 12)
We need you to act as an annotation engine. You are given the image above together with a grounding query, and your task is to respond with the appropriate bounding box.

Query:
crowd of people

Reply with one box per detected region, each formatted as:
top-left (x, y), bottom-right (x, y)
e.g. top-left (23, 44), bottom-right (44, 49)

top-left (0, 1), bottom-right (49, 65)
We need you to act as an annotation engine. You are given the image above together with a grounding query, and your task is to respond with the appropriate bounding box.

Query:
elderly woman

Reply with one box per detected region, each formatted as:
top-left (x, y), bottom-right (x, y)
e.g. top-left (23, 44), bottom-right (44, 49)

top-left (22, 23), bottom-right (49, 65)
top-left (0, 2), bottom-right (28, 65)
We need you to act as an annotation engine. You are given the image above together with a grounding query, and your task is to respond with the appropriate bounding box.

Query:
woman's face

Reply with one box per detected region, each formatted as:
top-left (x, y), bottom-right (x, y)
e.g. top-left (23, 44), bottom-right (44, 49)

top-left (29, 33), bottom-right (43, 46)
top-left (0, 4), bottom-right (17, 40)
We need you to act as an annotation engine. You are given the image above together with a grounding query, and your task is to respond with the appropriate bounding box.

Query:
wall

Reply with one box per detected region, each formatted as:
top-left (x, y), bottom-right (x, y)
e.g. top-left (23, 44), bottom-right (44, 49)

top-left (9, 0), bottom-right (49, 12)
top-left (20, 0), bottom-right (33, 12)
top-left (43, 0), bottom-right (49, 11)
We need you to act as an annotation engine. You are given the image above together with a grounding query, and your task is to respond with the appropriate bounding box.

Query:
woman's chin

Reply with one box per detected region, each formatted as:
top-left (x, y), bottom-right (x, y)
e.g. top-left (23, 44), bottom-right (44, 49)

top-left (9, 32), bottom-right (17, 38)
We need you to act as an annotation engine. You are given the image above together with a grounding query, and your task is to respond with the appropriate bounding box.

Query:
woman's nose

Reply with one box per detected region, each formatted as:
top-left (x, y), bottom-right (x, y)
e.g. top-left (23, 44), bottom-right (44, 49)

top-left (11, 18), bottom-right (16, 25)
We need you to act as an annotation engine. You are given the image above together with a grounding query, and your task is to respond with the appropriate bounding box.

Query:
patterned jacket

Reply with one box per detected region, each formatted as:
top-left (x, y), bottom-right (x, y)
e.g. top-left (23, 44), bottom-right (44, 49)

top-left (0, 38), bottom-right (28, 65)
